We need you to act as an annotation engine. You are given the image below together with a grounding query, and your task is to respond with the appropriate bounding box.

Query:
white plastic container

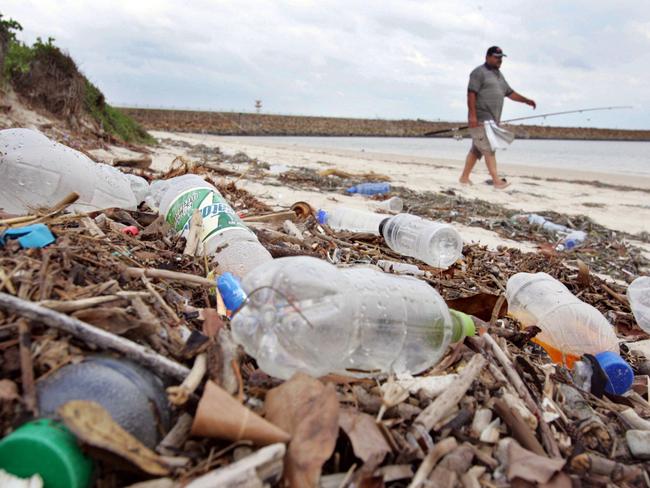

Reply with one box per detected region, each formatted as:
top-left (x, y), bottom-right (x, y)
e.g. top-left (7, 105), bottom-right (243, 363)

top-left (317, 207), bottom-right (385, 234)
top-left (628, 276), bottom-right (650, 333)
top-left (0, 128), bottom-right (147, 214)
top-left (380, 214), bottom-right (463, 269)
top-left (230, 256), bottom-right (474, 379)
top-left (147, 174), bottom-right (272, 277)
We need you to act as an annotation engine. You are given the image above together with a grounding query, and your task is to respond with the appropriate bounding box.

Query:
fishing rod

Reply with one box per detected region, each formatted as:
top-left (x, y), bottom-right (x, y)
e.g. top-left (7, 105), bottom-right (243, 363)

top-left (422, 105), bottom-right (633, 137)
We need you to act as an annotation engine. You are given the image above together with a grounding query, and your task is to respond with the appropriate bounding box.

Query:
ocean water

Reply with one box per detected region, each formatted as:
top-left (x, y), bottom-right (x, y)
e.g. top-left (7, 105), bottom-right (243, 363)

top-left (233, 136), bottom-right (650, 177)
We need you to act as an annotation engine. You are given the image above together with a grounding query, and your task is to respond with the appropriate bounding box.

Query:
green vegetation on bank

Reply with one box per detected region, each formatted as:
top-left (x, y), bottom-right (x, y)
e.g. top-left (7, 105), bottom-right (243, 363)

top-left (84, 80), bottom-right (155, 144)
top-left (0, 13), bottom-right (154, 144)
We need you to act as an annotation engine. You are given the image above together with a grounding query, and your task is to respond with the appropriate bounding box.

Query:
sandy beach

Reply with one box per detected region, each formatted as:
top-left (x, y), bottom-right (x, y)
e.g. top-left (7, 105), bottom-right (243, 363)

top-left (147, 131), bottom-right (650, 264)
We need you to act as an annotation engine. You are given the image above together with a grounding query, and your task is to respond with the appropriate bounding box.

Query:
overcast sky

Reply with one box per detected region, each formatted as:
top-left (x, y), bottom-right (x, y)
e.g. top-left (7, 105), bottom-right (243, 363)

top-left (3, 1), bottom-right (650, 129)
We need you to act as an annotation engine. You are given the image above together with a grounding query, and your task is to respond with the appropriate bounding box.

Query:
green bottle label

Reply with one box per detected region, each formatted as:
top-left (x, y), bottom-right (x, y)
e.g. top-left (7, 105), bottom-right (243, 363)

top-left (165, 187), bottom-right (251, 243)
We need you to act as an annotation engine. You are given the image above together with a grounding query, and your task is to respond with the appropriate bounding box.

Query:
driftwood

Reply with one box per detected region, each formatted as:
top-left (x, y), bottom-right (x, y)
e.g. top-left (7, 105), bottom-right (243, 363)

top-left (0, 292), bottom-right (190, 381)
top-left (482, 332), bottom-right (561, 458)
top-left (184, 443), bottom-right (285, 488)
top-left (412, 354), bottom-right (486, 437)
top-left (167, 353), bottom-right (207, 406)
top-left (124, 267), bottom-right (216, 287)
top-left (18, 319), bottom-right (37, 415)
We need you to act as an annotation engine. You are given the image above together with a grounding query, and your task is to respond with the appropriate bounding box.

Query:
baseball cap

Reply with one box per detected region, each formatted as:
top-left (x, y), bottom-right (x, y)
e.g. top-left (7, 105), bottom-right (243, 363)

top-left (486, 46), bottom-right (507, 57)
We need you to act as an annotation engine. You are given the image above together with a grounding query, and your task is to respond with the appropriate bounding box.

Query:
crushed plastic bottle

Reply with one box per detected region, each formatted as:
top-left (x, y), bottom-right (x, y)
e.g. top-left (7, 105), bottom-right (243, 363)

top-left (379, 214), bottom-right (463, 269)
top-left (146, 174), bottom-right (272, 277)
top-left (555, 230), bottom-right (587, 252)
top-left (0, 128), bottom-right (148, 215)
top-left (317, 207), bottom-right (385, 234)
top-left (228, 256), bottom-right (475, 380)
top-left (506, 272), bottom-right (633, 394)
top-left (628, 276), bottom-right (650, 333)
top-left (346, 182), bottom-right (390, 195)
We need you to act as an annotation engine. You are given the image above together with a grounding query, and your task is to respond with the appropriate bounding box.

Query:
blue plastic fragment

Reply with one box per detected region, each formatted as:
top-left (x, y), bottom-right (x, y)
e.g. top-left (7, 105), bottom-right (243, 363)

top-left (316, 209), bottom-right (328, 225)
top-left (217, 272), bottom-right (247, 311)
top-left (595, 351), bottom-right (634, 395)
top-left (0, 224), bottom-right (55, 249)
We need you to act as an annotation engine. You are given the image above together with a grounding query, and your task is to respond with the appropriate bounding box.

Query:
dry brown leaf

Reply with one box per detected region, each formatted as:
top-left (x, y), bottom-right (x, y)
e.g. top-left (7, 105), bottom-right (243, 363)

top-left (200, 308), bottom-right (225, 338)
top-left (58, 400), bottom-right (170, 476)
top-left (72, 307), bottom-right (151, 335)
top-left (33, 338), bottom-right (83, 372)
top-left (501, 439), bottom-right (565, 484)
top-left (265, 372), bottom-right (339, 488)
top-left (445, 293), bottom-right (506, 321)
top-left (339, 408), bottom-right (391, 471)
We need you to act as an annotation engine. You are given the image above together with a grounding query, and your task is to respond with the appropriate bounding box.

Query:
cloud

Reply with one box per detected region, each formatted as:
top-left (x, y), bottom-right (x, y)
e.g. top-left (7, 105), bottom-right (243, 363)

top-left (1, 0), bottom-right (649, 128)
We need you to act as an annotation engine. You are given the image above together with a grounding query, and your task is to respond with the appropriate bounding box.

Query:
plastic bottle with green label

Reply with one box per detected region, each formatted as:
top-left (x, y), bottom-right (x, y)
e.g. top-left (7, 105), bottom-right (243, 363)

top-left (147, 174), bottom-right (272, 277)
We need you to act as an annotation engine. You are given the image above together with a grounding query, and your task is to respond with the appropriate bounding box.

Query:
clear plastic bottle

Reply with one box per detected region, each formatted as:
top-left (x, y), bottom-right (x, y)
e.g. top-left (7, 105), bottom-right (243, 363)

top-left (380, 214), bottom-right (463, 269)
top-left (316, 207), bottom-right (386, 234)
top-left (556, 230), bottom-right (587, 252)
top-left (506, 272), bottom-right (632, 394)
top-left (147, 174), bottom-right (272, 277)
top-left (372, 196), bottom-right (404, 212)
top-left (0, 128), bottom-right (148, 214)
top-left (229, 256), bottom-right (475, 380)
top-left (628, 276), bottom-right (650, 333)
top-left (346, 182), bottom-right (391, 195)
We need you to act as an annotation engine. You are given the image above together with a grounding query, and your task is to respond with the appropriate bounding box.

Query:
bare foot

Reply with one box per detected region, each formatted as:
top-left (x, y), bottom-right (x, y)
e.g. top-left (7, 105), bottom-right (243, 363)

top-left (459, 178), bottom-right (473, 185)
top-left (494, 179), bottom-right (511, 190)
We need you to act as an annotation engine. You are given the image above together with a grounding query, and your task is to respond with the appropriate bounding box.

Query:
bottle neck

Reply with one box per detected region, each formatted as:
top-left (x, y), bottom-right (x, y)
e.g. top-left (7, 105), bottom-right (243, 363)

top-left (449, 310), bottom-right (475, 343)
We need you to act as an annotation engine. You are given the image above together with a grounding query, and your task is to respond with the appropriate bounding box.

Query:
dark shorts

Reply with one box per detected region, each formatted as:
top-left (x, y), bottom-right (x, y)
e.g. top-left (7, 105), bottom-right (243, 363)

top-left (469, 125), bottom-right (494, 159)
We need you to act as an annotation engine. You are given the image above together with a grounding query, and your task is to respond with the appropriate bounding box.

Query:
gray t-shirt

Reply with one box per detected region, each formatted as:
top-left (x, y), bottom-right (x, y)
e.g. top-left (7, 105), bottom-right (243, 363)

top-left (467, 64), bottom-right (513, 122)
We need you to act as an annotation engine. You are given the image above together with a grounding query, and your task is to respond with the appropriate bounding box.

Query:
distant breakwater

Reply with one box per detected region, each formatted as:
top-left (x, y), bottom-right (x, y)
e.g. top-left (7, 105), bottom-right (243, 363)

top-left (120, 108), bottom-right (650, 141)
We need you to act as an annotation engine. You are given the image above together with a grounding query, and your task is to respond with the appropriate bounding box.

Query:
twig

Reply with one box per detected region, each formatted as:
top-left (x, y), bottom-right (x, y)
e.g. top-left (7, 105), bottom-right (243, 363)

top-left (0, 292), bottom-right (190, 381)
top-left (408, 437), bottom-right (458, 488)
top-left (157, 413), bottom-right (194, 456)
top-left (242, 211), bottom-right (298, 223)
top-left (570, 452), bottom-right (643, 482)
top-left (38, 292), bottom-right (150, 312)
top-left (482, 332), bottom-right (561, 458)
top-left (125, 267), bottom-right (216, 287)
top-left (184, 443), bottom-right (285, 488)
top-left (167, 353), bottom-right (207, 406)
top-left (141, 276), bottom-right (181, 324)
top-left (184, 210), bottom-right (203, 256)
top-left (493, 398), bottom-right (545, 455)
top-left (18, 319), bottom-right (37, 415)
top-left (412, 353), bottom-right (486, 436)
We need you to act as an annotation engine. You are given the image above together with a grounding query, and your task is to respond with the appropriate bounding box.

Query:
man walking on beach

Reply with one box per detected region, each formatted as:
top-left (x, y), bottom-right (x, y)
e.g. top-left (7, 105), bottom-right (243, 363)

top-left (459, 46), bottom-right (536, 189)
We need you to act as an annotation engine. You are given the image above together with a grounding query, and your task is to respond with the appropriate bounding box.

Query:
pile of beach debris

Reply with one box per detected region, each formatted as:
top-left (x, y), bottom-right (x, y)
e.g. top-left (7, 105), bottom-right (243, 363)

top-left (1, 159), bottom-right (650, 488)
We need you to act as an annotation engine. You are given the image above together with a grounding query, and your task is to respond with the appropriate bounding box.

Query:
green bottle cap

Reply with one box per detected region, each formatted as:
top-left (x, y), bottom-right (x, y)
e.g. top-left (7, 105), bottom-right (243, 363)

top-left (0, 419), bottom-right (93, 488)
top-left (449, 310), bottom-right (476, 342)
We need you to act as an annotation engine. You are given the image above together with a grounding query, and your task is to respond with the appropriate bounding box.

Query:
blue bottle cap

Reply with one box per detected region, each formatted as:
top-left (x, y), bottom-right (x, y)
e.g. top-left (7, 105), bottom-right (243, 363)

top-left (595, 351), bottom-right (634, 395)
top-left (217, 272), bottom-right (247, 311)
top-left (316, 209), bottom-right (328, 225)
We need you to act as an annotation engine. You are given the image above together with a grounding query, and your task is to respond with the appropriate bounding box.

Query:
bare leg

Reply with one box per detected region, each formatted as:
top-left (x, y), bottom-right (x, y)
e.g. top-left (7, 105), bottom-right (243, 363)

top-left (459, 151), bottom-right (479, 184)
top-left (484, 153), bottom-right (510, 189)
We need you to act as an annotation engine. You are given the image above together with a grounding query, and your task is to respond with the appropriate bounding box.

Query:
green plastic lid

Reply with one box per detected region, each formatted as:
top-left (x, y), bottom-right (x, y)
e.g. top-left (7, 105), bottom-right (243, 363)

top-left (0, 419), bottom-right (93, 488)
top-left (449, 310), bottom-right (476, 342)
